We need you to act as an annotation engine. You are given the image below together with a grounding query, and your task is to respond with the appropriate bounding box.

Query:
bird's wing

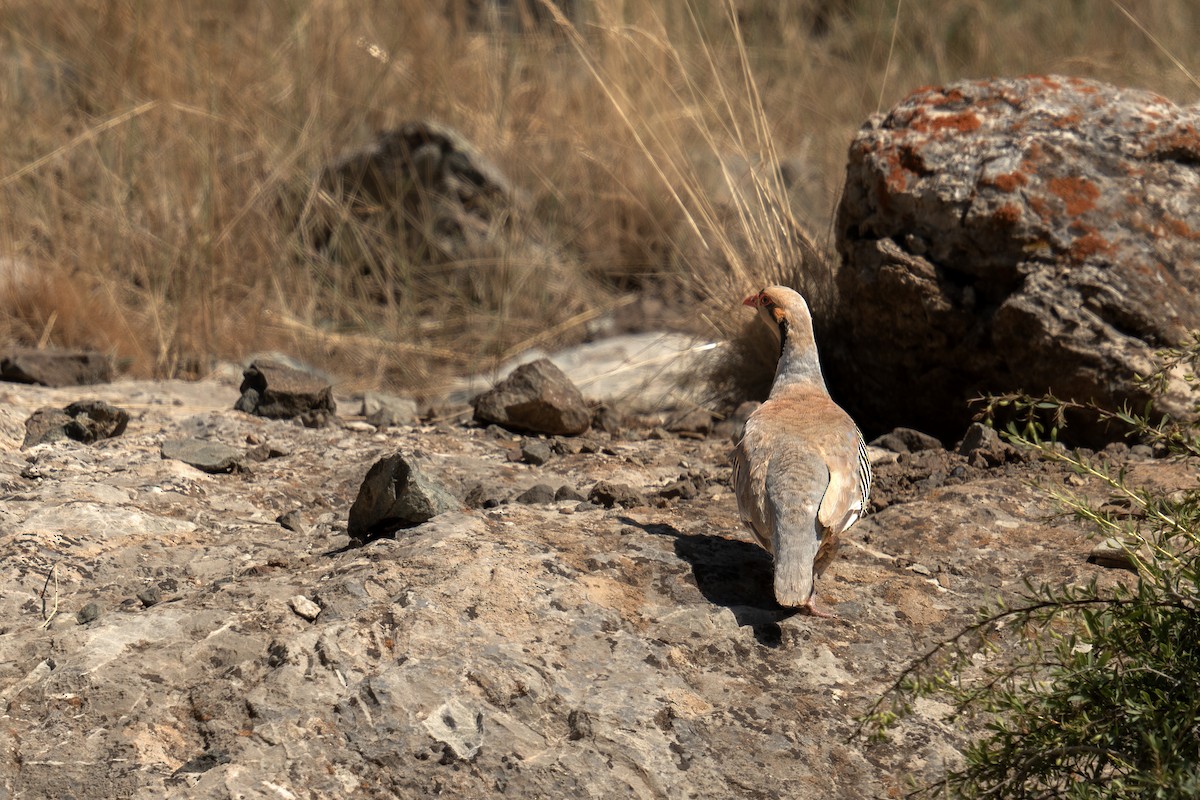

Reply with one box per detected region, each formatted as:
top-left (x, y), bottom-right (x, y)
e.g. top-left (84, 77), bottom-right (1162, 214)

top-left (731, 436), bottom-right (775, 553)
top-left (815, 425), bottom-right (871, 536)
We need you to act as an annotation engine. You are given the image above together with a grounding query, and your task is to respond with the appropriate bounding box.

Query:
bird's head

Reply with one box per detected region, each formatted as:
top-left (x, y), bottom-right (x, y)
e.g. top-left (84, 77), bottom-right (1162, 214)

top-left (742, 285), bottom-right (812, 343)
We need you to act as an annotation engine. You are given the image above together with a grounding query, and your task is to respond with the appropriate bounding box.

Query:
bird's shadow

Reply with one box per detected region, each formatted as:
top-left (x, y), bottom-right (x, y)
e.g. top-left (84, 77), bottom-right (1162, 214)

top-left (618, 516), bottom-right (797, 647)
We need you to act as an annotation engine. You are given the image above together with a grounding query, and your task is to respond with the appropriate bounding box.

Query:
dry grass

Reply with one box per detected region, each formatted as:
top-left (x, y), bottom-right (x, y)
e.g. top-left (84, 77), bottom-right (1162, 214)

top-left (0, 0), bottom-right (1197, 398)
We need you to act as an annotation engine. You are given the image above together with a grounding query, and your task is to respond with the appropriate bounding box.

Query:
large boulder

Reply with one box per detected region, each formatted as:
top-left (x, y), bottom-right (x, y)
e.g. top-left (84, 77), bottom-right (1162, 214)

top-left (832, 76), bottom-right (1200, 442)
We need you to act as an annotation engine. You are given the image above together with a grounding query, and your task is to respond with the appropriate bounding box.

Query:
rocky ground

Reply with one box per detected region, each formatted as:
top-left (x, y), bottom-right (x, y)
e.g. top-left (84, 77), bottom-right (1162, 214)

top-left (0, 367), bottom-right (1173, 799)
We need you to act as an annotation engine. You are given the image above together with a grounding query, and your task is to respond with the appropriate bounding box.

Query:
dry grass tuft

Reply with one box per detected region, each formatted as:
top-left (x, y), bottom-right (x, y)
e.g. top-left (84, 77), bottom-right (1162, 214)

top-left (0, 1), bottom-right (1196, 400)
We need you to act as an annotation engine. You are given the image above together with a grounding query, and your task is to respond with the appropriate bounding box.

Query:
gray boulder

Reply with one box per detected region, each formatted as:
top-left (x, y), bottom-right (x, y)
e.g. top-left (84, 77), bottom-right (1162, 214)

top-left (833, 75), bottom-right (1200, 443)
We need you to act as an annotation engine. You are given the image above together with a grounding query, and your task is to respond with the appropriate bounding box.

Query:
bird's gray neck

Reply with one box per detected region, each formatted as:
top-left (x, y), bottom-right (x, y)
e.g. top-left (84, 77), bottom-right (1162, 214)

top-left (772, 317), bottom-right (828, 394)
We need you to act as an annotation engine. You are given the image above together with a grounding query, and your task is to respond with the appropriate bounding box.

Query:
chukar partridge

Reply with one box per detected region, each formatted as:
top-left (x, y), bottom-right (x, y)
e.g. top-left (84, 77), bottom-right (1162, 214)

top-left (731, 286), bottom-right (871, 615)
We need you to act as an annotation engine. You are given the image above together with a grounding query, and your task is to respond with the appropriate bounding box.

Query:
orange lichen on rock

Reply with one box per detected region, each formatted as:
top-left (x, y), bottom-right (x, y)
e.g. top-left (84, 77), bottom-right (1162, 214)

top-left (1165, 217), bottom-right (1200, 241)
top-left (1069, 230), bottom-right (1114, 262)
top-left (1027, 194), bottom-right (1052, 220)
top-left (1048, 176), bottom-right (1100, 216)
top-left (1145, 124), bottom-right (1200, 160)
top-left (993, 204), bottom-right (1023, 226)
top-left (985, 172), bottom-right (1029, 193)
top-left (927, 111), bottom-right (982, 134)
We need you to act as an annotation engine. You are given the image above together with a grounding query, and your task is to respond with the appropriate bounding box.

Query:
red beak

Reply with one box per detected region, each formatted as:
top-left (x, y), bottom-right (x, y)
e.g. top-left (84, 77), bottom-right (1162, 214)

top-left (743, 292), bottom-right (765, 308)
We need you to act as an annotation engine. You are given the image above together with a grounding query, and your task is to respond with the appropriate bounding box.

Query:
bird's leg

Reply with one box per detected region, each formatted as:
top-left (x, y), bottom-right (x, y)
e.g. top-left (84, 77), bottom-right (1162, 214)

top-left (801, 594), bottom-right (836, 618)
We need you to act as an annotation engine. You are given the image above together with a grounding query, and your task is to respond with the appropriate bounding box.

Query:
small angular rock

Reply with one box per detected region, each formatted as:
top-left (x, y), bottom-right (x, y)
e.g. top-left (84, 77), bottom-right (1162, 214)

top-left (957, 422), bottom-right (1017, 467)
top-left (515, 484), bottom-right (556, 505)
top-left (235, 359), bottom-right (336, 426)
top-left (348, 452), bottom-right (460, 542)
top-left (568, 709), bottom-right (593, 740)
top-left (136, 587), bottom-right (162, 608)
top-left (520, 440), bottom-right (553, 466)
top-left (276, 510), bottom-right (307, 533)
top-left (289, 595), bottom-right (322, 621)
top-left (871, 427), bottom-right (943, 454)
top-left (554, 485), bottom-right (585, 503)
top-left (361, 392), bottom-right (419, 427)
top-left (465, 483), bottom-right (504, 509)
top-left (76, 602), bottom-right (101, 625)
top-left (63, 400), bottom-right (130, 443)
top-left (659, 479), bottom-right (697, 500)
top-left (21, 408), bottom-right (72, 449)
top-left (472, 358), bottom-right (590, 436)
top-left (588, 481), bottom-right (644, 509)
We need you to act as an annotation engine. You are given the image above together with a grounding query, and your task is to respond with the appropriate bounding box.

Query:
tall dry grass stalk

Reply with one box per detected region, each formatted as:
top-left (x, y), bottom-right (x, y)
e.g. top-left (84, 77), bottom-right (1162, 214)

top-left (0, 1), bottom-right (1196, 396)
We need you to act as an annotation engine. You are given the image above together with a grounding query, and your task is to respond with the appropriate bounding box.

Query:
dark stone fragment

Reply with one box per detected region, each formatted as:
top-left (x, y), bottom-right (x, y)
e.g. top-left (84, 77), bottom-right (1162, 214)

top-left (348, 452), bottom-right (460, 543)
top-left (62, 400), bottom-right (129, 443)
top-left (957, 422), bottom-right (1018, 467)
top-left (515, 484), bottom-right (556, 505)
top-left (520, 440), bottom-right (553, 466)
top-left (21, 408), bottom-right (72, 449)
top-left (172, 750), bottom-right (231, 776)
top-left (554, 485), bottom-right (585, 502)
top-left (659, 480), bottom-right (697, 500)
top-left (870, 427), bottom-right (943, 454)
top-left (567, 709), bottom-right (593, 740)
top-left (137, 587), bottom-right (161, 608)
top-left (22, 400), bottom-right (129, 449)
top-left (235, 359), bottom-right (336, 425)
top-left (76, 602), bottom-right (101, 625)
top-left (465, 483), bottom-right (505, 509)
top-left (276, 510), bottom-right (307, 533)
top-left (588, 481), bottom-right (644, 509)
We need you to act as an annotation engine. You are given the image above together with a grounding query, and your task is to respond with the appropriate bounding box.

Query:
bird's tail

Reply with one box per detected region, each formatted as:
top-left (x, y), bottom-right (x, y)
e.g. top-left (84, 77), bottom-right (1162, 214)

top-left (766, 467), bottom-right (825, 608)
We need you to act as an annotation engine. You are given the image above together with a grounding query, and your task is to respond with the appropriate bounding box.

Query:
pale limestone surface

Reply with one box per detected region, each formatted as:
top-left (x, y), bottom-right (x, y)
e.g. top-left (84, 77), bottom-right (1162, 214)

top-left (0, 375), bottom-right (1138, 799)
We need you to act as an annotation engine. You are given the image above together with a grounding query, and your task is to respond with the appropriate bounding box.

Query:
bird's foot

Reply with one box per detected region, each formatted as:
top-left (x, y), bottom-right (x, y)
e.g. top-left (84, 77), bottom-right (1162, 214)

top-left (801, 596), bottom-right (836, 618)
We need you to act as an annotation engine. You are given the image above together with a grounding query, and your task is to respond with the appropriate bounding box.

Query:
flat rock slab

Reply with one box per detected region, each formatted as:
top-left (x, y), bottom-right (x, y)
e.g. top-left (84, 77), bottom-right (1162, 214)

top-left (472, 358), bottom-right (591, 435)
top-left (0, 375), bottom-right (1152, 799)
top-left (234, 359), bottom-right (336, 426)
top-left (160, 438), bottom-right (244, 473)
top-left (1, 348), bottom-right (113, 387)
